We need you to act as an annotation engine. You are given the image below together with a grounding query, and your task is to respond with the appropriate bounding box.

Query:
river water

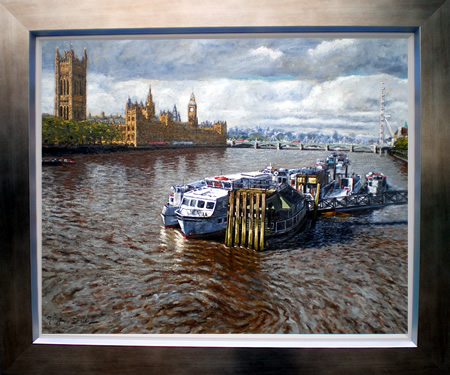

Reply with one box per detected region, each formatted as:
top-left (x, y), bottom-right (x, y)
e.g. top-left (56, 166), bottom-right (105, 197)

top-left (41, 148), bottom-right (408, 334)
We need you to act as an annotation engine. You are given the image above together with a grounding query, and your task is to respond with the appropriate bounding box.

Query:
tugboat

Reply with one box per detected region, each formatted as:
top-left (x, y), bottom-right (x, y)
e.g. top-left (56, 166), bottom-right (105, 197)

top-left (365, 172), bottom-right (389, 194)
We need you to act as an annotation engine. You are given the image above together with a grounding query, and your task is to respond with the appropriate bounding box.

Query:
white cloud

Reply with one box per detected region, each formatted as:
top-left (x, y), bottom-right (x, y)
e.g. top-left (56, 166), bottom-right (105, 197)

top-left (249, 46), bottom-right (283, 60)
top-left (41, 71), bottom-right (407, 137)
top-left (300, 74), bottom-right (408, 134)
top-left (40, 36), bottom-right (408, 138)
top-left (307, 39), bottom-right (355, 57)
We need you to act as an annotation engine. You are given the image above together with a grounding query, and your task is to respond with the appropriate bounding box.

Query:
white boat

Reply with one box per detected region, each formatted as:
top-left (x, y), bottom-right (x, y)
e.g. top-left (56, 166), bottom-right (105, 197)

top-left (324, 174), bottom-right (363, 198)
top-left (335, 160), bottom-right (346, 171)
top-left (175, 187), bottom-right (230, 238)
top-left (365, 172), bottom-right (389, 194)
top-left (174, 170), bottom-right (308, 241)
top-left (315, 159), bottom-right (326, 170)
top-left (161, 180), bottom-right (206, 227)
top-left (326, 152), bottom-right (349, 170)
top-left (175, 171), bottom-right (273, 238)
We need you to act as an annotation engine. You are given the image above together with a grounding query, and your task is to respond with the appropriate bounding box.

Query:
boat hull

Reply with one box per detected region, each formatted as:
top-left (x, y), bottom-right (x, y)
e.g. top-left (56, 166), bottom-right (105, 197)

top-left (161, 204), bottom-right (179, 228)
top-left (177, 214), bottom-right (227, 239)
top-left (266, 210), bottom-right (308, 247)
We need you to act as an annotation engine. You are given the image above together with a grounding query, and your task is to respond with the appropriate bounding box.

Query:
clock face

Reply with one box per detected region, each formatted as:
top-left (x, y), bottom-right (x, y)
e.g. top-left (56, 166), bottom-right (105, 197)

top-left (190, 107), bottom-right (194, 112)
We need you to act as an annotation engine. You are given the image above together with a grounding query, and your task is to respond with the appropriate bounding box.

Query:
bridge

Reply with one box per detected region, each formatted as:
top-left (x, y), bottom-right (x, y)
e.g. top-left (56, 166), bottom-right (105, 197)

top-left (307, 190), bottom-right (408, 213)
top-left (228, 140), bottom-right (392, 153)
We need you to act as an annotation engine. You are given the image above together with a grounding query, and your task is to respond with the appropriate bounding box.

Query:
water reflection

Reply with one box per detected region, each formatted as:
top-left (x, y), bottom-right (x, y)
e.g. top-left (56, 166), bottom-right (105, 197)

top-left (41, 148), bottom-right (408, 334)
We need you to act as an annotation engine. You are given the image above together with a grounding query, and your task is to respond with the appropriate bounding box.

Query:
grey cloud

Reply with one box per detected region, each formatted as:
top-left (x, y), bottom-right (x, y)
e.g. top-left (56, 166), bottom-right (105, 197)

top-left (41, 36), bottom-right (408, 137)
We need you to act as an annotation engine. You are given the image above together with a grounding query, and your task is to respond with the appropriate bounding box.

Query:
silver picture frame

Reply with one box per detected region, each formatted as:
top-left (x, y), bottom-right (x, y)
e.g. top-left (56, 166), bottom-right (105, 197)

top-left (1, 1), bottom-right (448, 373)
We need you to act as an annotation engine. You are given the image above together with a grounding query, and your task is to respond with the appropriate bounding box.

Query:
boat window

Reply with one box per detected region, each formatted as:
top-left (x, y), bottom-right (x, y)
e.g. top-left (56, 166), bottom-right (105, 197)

top-left (197, 200), bottom-right (205, 208)
top-left (182, 198), bottom-right (190, 206)
top-left (206, 202), bottom-right (215, 209)
top-left (189, 200), bottom-right (196, 207)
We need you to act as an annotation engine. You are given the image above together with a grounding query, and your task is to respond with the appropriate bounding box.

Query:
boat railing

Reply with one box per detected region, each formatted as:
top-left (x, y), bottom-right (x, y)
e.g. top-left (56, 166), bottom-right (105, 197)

top-left (269, 204), bottom-right (306, 235)
top-left (206, 177), bottom-right (278, 191)
top-left (308, 190), bottom-right (408, 212)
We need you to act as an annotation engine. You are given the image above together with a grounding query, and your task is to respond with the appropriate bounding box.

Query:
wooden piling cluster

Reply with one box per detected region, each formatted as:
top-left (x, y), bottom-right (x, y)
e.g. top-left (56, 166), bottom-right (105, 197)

top-left (225, 189), bottom-right (274, 251)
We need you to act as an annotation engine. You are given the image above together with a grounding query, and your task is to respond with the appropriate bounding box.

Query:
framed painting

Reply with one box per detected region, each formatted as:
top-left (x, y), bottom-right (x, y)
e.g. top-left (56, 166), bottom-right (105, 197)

top-left (32, 31), bottom-right (415, 347)
top-left (1, 0), bottom-right (448, 374)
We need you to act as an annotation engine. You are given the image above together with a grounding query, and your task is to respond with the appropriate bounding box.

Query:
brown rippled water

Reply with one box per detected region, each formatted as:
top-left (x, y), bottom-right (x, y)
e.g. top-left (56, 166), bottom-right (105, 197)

top-left (41, 148), bottom-right (408, 334)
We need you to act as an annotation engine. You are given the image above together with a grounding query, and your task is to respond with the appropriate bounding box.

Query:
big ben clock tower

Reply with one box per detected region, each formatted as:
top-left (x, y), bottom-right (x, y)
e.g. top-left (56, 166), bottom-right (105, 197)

top-left (187, 92), bottom-right (198, 127)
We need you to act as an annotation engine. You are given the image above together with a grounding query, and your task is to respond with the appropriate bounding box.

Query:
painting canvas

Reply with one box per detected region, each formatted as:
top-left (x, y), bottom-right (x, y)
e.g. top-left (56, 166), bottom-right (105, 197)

top-left (37, 34), bottom-right (411, 342)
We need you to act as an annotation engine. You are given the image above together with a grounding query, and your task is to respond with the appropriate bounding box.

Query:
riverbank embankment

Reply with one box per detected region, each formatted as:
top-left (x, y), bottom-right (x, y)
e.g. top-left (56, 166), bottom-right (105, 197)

top-left (42, 144), bottom-right (227, 157)
top-left (389, 150), bottom-right (408, 163)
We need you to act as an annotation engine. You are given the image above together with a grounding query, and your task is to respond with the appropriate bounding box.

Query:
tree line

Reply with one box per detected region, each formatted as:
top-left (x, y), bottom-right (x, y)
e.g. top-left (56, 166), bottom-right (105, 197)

top-left (393, 136), bottom-right (408, 150)
top-left (42, 117), bottom-right (122, 146)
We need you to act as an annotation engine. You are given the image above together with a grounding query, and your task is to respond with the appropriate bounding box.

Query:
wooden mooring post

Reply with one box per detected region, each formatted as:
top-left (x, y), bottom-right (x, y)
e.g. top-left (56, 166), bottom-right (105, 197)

top-left (225, 189), bottom-right (269, 251)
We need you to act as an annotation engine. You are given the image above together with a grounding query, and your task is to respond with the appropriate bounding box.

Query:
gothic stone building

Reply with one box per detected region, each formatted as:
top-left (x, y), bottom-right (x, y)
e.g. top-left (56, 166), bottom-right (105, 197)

top-left (54, 46), bottom-right (87, 121)
top-left (124, 87), bottom-right (227, 147)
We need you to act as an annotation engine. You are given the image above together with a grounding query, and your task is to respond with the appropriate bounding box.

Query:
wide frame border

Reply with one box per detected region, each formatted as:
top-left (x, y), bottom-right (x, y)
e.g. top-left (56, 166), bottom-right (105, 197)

top-left (31, 29), bottom-right (417, 349)
top-left (1, 1), bottom-right (448, 373)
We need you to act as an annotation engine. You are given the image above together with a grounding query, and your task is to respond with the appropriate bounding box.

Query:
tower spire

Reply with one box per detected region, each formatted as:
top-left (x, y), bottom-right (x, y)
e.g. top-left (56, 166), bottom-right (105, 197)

top-left (146, 85), bottom-right (155, 118)
top-left (188, 92), bottom-right (198, 127)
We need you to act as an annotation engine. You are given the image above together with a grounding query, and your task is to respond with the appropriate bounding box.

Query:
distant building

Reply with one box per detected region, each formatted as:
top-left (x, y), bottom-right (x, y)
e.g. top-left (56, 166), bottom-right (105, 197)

top-left (88, 112), bottom-right (125, 124)
top-left (187, 92), bottom-right (198, 127)
top-left (124, 87), bottom-right (227, 147)
top-left (394, 126), bottom-right (408, 139)
top-left (54, 46), bottom-right (87, 121)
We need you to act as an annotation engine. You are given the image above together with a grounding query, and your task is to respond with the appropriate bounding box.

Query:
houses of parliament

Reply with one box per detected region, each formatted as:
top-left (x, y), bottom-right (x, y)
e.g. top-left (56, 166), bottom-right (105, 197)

top-left (54, 46), bottom-right (227, 147)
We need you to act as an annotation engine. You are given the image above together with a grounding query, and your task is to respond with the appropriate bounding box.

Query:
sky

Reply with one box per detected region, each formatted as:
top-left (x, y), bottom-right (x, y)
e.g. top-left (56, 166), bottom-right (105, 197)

top-left (40, 36), bottom-right (409, 138)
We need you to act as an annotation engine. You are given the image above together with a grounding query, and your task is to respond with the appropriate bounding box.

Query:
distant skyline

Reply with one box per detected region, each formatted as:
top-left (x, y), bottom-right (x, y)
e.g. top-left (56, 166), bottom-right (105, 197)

top-left (40, 36), bottom-right (409, 137)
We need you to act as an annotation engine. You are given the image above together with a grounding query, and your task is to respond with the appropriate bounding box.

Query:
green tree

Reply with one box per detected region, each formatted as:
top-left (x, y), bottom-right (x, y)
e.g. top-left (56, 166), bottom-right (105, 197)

top-left (394, 136), bottom-right (408, 150)
top-left (42, 117), bottom-right (122, 146)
